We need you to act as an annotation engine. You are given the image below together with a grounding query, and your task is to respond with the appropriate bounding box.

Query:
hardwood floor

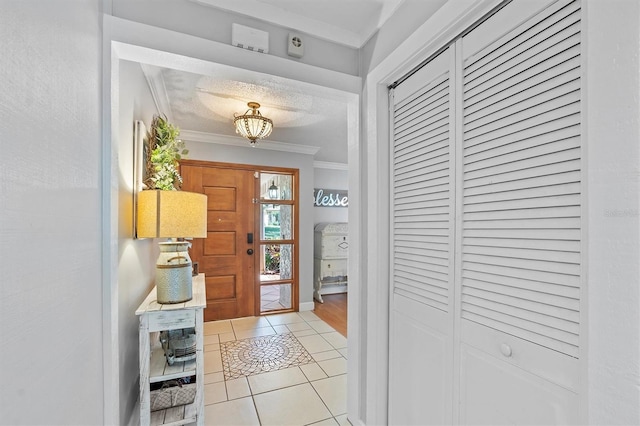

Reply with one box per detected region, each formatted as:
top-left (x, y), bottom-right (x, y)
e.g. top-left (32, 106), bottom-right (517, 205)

top-left (313, 293), bottom-right (347, 337)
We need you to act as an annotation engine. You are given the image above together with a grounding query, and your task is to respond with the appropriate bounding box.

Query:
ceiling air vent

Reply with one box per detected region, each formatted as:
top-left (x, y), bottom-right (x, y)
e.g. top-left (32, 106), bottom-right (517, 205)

top-left (232, 23), bottom-right (269, 54)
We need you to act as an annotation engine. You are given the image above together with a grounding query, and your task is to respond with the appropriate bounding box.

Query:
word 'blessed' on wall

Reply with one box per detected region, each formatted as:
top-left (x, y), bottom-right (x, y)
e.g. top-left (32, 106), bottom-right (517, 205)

top-left (314, 188), bottom-right (348, 207)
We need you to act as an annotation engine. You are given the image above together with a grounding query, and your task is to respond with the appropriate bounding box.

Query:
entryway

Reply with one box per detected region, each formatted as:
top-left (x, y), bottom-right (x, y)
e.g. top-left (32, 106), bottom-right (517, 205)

top-left (181, 160), bottom-right (299, 321)
top-left (200, 312), bottom-right (349, 425)
top-left (106, 28), bottom-right (360, 425)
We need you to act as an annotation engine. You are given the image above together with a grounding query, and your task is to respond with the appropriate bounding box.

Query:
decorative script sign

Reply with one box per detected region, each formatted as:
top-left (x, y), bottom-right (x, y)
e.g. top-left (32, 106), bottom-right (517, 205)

top-left (314, 188), bottom-right (348, 207)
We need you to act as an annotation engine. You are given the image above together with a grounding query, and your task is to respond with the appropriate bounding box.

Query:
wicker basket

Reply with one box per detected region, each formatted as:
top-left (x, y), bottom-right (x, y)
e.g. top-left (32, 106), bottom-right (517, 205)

top-left (150, 380), bottom-right (196, 411)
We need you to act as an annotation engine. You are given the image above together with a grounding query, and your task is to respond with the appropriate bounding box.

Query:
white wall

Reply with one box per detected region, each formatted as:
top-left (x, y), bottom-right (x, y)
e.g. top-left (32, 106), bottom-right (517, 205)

top-left (360, 0), bottom-right (448, 76)
top-left (109, 0), bottom-right (359, 76)
top-left (185, 141), bottom-right (316, 307)
top-left (116, 60), bottom-right (161, 424)
top-left (313, 167), bottom-right (349, 225)
top-left (0, 1), bottom-right (104, 424)
top-left (585, 1), bottom-right (640, 424)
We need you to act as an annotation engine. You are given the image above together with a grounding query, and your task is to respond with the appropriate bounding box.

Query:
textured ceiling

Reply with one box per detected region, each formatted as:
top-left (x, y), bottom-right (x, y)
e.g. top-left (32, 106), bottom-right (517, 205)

top-left (142, 65), bottom-right (350, 163)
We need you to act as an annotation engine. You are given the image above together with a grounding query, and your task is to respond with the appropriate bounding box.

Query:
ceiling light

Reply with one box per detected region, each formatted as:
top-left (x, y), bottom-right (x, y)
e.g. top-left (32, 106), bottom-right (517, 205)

top-left (233, 102), bottom-right (273, 146)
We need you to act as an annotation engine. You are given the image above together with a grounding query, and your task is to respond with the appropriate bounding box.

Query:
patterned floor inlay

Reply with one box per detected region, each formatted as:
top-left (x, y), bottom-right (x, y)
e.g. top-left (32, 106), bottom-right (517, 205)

top-left (221, 333), bottom-right (314, 380)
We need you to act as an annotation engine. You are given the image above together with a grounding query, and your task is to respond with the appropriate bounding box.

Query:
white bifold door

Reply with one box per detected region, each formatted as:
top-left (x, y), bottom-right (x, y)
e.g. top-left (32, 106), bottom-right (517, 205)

top-left (389, 1), bottom-right (583, 424)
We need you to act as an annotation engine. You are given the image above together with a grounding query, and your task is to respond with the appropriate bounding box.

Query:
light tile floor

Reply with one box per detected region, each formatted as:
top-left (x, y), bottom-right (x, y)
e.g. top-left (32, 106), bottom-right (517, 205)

top-left (259, 284), bottom-right (290, 312)
top-left (203, 311), bottom-right (350, 426)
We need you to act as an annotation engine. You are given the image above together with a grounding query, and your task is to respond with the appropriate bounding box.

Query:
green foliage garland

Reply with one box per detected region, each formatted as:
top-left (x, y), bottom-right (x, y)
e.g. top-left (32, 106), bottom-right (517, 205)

top-left (144, 115), bottom-right (189, 190)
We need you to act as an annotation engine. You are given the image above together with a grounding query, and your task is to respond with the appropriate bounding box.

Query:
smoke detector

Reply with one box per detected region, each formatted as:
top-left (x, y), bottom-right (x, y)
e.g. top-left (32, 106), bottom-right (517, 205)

top-left (287, 33), bottom-right (304, 58)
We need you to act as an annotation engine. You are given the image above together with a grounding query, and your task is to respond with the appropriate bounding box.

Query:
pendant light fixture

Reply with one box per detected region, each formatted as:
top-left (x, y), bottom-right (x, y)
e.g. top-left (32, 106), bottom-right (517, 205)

top-left (233, 102), bottom-right (273, 146)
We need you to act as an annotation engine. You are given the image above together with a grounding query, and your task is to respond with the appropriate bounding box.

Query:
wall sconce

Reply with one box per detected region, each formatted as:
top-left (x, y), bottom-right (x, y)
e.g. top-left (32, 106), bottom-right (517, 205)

top-left (137, 190), bottom-right (207, 304)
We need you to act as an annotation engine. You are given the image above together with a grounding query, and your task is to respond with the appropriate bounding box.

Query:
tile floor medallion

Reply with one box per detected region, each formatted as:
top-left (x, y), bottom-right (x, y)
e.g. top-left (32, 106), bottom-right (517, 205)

top-left (221, 332), bottom-right (314, 380)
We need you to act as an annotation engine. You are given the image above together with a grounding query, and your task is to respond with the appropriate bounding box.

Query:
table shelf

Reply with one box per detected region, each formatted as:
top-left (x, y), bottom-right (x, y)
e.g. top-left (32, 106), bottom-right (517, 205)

top-left (137, 274), bottom-right (206, 426)
top-left (149, 344), bottom-right (197, 384)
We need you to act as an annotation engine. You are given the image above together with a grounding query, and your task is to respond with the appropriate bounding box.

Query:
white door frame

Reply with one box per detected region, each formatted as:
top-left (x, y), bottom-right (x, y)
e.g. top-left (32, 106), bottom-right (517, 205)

top-left (102, 15), bottom-right (360, 424)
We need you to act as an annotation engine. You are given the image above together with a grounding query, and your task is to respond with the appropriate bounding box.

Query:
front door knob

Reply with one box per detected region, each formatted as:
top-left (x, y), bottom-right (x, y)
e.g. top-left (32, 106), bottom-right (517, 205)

top-left (247, 249), bottom-right (254, 255)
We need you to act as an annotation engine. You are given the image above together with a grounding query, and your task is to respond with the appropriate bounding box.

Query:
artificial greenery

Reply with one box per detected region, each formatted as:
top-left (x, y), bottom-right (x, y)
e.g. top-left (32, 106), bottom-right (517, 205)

top-left (144, 115), bottom-right (189, 190)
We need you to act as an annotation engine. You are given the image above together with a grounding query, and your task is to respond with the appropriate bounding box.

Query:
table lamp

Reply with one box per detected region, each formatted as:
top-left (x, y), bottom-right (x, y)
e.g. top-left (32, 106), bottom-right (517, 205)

top-left (137, 190), bottom-right (207, 304)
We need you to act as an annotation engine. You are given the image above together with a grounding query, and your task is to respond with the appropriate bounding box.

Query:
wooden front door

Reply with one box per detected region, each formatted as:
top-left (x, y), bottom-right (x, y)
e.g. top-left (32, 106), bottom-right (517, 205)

top-left (181, 161), bottom-right (256, 321)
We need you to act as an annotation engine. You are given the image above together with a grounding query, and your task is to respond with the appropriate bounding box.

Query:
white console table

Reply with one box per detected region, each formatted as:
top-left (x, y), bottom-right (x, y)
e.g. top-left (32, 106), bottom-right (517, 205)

top-left (136, 274), bottom-right (206, 426)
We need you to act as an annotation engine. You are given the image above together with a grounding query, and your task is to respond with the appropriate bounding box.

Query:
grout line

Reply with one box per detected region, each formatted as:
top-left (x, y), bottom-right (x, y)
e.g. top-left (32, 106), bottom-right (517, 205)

top-left (250, 393), bottom-right (263, 426)
top-left (309, 377), bottom-right (336, 422)
top-left (315, 361), bottom-right (330, 378)
top-left (246, 373), bottom-right (255, 395)
top-left (304, 416), bottom-right (336, 426)
top-left (205, 314), bottom-right (347, 424)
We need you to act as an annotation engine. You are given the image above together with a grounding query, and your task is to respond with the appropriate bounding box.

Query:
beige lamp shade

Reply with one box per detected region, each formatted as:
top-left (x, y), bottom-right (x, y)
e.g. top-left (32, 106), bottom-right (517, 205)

top-left (137, 190), bottom-right (207, 238)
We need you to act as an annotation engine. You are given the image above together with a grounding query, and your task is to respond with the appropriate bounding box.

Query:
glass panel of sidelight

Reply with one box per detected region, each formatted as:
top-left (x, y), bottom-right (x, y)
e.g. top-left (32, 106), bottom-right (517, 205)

top-left (260, 284), bottom-right (293, 312)
top-left (260, 173), bottom-right (293, 201)
top-left (261, 204), bottom-right (292, 240)
top-left (259, 244), bottom-right (293, 281)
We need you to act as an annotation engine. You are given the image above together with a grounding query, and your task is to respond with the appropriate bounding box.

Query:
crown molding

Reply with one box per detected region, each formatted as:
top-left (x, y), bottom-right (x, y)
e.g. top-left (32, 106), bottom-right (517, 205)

top-left (180, 129), bottom-right (321, 155)
top-left (140, 63), bottom-right (172, 121)
top-left (313, 161), bottom-right (348, 171)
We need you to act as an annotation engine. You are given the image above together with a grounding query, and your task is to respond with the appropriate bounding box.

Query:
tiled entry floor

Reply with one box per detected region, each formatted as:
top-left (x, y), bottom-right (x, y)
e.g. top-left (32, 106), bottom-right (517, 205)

top-left (202, 311), bottom-right (350, 425)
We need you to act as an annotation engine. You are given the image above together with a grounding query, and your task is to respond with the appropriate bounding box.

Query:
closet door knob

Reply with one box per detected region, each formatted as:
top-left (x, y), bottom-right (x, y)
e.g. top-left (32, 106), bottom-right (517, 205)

top-left (500, 343), bottom-right (512, 357)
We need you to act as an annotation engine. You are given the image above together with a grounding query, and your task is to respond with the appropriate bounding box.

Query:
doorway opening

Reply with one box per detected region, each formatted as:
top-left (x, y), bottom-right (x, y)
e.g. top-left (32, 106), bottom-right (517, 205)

top-left (107, 33), bottom-right (361, 424)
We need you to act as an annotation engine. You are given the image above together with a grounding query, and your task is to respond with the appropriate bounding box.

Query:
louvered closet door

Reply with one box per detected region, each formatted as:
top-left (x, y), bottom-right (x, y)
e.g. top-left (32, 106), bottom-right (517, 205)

top-left (458, 1), bottom-right (582, 423)
top-left (388, 48), bottom-right (455, 425)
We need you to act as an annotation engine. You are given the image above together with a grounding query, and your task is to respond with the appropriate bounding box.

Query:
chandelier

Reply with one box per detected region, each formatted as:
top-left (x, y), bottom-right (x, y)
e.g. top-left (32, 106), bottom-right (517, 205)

top-left (233, 102), bottom-right (273, 146)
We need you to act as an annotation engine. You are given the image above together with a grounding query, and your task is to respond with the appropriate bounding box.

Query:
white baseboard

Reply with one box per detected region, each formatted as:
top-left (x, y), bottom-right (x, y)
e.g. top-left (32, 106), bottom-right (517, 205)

top-left (319, 284), bottom-right (347, 295)
top-left (299, 301), bottom-right (315, 311)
